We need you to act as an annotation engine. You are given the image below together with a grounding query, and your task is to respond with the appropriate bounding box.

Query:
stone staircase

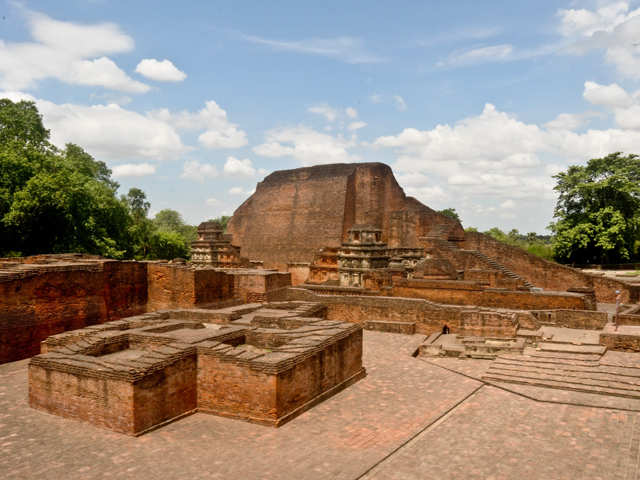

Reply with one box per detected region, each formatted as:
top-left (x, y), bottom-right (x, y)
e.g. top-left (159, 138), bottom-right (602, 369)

top-left (434, 239), bottom-right (535, 290)
top-left (467, 250), bottom-right (535, 289)
top-left (481, 341), bottom-right (640, 400)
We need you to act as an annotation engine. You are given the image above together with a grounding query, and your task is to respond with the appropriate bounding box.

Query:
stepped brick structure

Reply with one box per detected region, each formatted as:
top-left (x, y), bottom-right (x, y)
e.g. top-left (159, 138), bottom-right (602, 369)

top-left (0, 255), bottom-right (290, 364)
top-left (338, 226), bottom-right (389, 287)
top-left (29, 302), bottom-right (365, 434)
top-left (191, 221), bottom-right (245, 267)
top-left (227, 163), bottom-right (464, 270)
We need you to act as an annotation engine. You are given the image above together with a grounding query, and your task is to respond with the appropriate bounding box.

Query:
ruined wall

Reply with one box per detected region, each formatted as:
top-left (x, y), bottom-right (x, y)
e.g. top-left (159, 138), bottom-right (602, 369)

top-left (462, 231), bottom-right (636, 303)
top-left (197, 353), bottom-right (278, 424)
top-left (29, 356), bottom-right (197, 435)
top-left (277, 288), bottom-right (519, 337)
top-left (391, 279), bottom-right (590, 311)
top-left (227, 163), bottom-right (462, 269)
top-left (286, 263), bottom-right (310, 286)
top-left (0, 260), bottom-right (147, 364)
top-left (233, 271), bottom-right (292, 303)
top-left (275, 330), bottom-right (364, 419)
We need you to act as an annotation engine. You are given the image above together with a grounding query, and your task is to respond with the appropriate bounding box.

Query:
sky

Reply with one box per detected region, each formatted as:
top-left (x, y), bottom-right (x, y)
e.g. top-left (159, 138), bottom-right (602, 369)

top-left (2, 0), bottom-right (640, 233)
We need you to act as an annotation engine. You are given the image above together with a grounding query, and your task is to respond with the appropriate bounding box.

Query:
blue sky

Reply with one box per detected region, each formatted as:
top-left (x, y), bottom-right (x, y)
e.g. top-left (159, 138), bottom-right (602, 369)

top-left (2, 1), bottom-right (640, 233)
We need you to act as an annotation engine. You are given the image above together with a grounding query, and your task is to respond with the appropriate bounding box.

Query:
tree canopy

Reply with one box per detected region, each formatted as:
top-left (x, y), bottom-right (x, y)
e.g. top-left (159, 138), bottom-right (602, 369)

top-left (550, 152), bottom-right (640, 264)
top-left (0, 98), bottom-right (198, 260)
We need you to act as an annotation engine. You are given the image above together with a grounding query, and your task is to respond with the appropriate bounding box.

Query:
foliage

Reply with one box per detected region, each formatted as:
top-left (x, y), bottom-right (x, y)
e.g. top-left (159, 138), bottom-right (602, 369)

top-left (437, 208), bottom-right (461, 222)
top-left (153, 209), bottom-right (197, 244)
top-left (0, 98), bottom-right (198, 260)
top-left (208, 215), bottom-right (231, 231)
top-left (147, 230), bottom-right (189, 260)
top-left (481, 227), bottom-right (554, 260)
top-left (549, 152), bottom-right (640, 264)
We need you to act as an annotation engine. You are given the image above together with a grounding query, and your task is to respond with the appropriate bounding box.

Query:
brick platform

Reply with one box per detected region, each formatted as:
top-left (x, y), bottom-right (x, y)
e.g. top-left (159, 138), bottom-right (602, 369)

top-left (4, 331), bottom-right (640, 479)
top-left (29, 302), bottom-right (364, 434)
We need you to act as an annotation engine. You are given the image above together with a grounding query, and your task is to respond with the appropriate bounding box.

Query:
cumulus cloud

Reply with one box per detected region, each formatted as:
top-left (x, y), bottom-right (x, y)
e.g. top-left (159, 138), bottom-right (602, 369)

top-left (2, 91), bottom-right (187, 161)
top-left (558, 2), bottom-right (640, 79)
top-left (345, 107), bottom-right (358, 118)
top-left (583, 81), bottom-right (633, 108)
top-left (135, 58), bottom-right (187, 82)
top-left (180, 161), bottom-right (219, 182)
top-left (253, 126), bottom-right (359, 165)
top-left (373, 101), bottom-right (640, 210)
top-left (544, 111), bottom-right (601, 131)
top-left (152, 101), bottom-right (248, 149)
top-left (205, 197), bottom-right (220, 206)
top-left (0, 10), bottom-right (148, 92)
top-left (223, 156), bottom-right (267, 177)
top-left (112, 163), bottom-right (156, 177)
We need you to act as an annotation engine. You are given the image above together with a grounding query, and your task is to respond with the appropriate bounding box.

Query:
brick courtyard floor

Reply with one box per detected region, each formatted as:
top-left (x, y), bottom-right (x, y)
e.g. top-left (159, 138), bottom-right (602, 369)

top-left (2, 331), bottom-right (639, 479)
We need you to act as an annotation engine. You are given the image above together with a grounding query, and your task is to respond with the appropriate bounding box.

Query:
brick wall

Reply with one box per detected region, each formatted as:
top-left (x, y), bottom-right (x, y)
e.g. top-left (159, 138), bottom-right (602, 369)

top-left (461, 231), bottom-right (635, 303)
top-left (391, 278), bottom-right (589, 310)
top-left (0, 261), bottom-right (147, 364)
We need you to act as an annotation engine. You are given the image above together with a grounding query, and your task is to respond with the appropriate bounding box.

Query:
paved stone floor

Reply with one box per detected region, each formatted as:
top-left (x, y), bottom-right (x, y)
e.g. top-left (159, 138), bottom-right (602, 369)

top-left (1, 331), bottom-right (639, 479)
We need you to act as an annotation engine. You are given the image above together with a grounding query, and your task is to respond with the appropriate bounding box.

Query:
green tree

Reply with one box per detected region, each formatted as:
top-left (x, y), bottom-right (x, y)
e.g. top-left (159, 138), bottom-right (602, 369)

top-left (550, 152), bottom-right (640, 264)
top-left (153, 209), bottom-right (197, 243)
top-left (0, 99), bottom-right (49, 149)
top-left (208, 215), bottom-right (231, 231)
top-left (437, 208), bottom-right (461, 223)
top-left (0, 98), bottom-right (134, 258)
top-left (148, 230), bottom-right (189, 260)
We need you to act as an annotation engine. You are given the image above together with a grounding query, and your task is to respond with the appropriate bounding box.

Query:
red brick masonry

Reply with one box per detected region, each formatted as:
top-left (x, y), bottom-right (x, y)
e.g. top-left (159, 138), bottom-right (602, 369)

top-left (29, 301), bottom-right (365, 435)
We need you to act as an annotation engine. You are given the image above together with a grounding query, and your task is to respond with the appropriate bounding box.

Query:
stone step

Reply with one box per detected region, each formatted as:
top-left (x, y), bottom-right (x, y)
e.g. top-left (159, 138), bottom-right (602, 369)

top-left (483, 372), bottom-right (640, 400)
top-left (363, 320), bottom-right (415, 335)
top-left (524, 348), bottom-right (603, 362)
top-left (488, 364), bottom-right (640, 388)
top-left (493, 357), bottom-right (640, 377)
top-left (497, 354), bottom-right (600, 369)
top-left (537, 342), bottom-right (606, 355)
top-left (500, 351), bottom-right (601, 365)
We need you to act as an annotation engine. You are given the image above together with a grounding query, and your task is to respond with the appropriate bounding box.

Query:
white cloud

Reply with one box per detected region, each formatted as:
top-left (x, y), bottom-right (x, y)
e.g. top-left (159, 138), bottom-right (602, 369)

top-left (228, 187), bottom-right (245, 195)
top-left (153, 100), bottom-right (248, 149)
top-left (393, 95), bottom-right (407, 111)
top-left (308, 104), bottom-right (338, 122)
top-left (223, 156), bottom-right (257, 176)
top-left (558, 2), bottom-right (640, 78)
top-left (374, 102), bottom-right (640, 206)
top-left (500, 199), bottom-right (516, 209)
top-left (544, 111), bottom-right (601, 131)
top-left (206, 197), bottom-right (220, 206)
top-left (583, 81), bottom-right (633, 108)
top-left (437, 44), bottom-right (514, 68)
top-left (1, 91), bottom-right (187, 161)
top-left (370, 94), bottom-right (383, 104)
top-left (348, 121), bottom-right (367, 131)
top-left (253, 125), bottom-right (359, 165)
top-left (180, 161), bottom-right (219, 182)
top-left (0, 11), bottom-right (148, 92)
top-left (614, 104), bottom-right (640, 130)
top-left (112, 163), bottom-right (156, 177)
top-left (135, 58), bottom-right (187, 82)
top-left (346, 107), bottom-right (358, 118)
top-left (241, 34), bottom-right (385, 64)
top-left (558, 2), bottom-right (639, 37)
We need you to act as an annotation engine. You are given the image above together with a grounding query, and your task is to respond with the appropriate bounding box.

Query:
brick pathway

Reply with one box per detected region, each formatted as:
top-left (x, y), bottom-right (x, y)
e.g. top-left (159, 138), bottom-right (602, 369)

top-left (0, 332), bottom-right (481, 480)
top-left (364, 385), bottom-right (640, 480)
top-left (3, 331), bottom-right (639, 480)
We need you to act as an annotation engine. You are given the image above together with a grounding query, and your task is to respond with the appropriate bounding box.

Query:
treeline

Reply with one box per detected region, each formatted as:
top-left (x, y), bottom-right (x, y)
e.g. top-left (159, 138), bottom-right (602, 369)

top-left (0, 98), bottom-right (199, 260)
top-left (439, 152), bottom-right (640, 266)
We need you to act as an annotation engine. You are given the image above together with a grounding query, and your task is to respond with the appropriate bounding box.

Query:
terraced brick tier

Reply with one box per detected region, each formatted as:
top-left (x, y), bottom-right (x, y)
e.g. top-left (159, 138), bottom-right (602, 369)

top-left (29, 301), bottom-right (365, 435)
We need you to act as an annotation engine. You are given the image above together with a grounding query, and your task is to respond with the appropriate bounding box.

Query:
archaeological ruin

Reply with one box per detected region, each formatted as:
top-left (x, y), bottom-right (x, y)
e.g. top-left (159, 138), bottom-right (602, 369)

top-left (3, 161), bottom-right (640, 478)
